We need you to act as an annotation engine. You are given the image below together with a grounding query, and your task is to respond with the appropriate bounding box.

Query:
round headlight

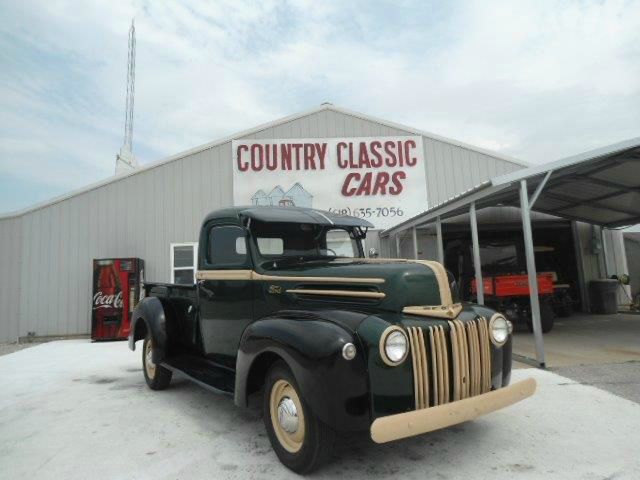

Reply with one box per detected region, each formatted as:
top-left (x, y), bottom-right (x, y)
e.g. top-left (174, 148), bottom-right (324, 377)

top-left (380, 326), bottom-right (409, 366)
top-left (489, 314), bottom-right (509, 346)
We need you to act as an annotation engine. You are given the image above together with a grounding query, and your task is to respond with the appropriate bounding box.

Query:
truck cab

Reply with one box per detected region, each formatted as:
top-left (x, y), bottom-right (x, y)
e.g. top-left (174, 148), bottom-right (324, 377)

top-left (129, 206), bottom-right (535, 473)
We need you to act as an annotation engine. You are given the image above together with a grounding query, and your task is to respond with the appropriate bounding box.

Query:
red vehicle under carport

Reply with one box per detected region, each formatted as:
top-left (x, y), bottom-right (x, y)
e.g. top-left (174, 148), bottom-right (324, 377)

top-left (457, 232), bottom-right (577, 333)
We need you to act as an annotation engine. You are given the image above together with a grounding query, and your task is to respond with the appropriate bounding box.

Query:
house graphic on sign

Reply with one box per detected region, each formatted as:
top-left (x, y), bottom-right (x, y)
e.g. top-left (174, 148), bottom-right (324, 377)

top-left (251, 189), bottom-right (269, 206)
top-left (250, 183), bottom-right (313, 208)
top-left (267, 186), bottom-right (286, 205)
top-left (284, 182), bottom-right (313, 208)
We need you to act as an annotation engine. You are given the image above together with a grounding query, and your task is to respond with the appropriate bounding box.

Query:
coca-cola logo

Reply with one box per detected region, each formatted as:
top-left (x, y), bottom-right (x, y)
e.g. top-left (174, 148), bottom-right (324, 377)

top-left (93, 291), bottom-right (123, 309)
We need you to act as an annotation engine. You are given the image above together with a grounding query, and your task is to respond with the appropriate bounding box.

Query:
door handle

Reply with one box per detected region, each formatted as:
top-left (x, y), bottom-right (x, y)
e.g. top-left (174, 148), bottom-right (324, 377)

top-left (198, 281), bottom-right (215, 300)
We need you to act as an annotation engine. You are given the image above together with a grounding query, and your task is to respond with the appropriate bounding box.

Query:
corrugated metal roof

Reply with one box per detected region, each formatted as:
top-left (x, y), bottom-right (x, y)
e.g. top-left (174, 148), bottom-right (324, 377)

top-left (383, 137), bottom-right (640, 234)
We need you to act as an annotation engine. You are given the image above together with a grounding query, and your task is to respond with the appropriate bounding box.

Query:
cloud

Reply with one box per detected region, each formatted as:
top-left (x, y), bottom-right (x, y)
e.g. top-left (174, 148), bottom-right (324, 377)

top-left (0, 0), bottom-right (639, 213)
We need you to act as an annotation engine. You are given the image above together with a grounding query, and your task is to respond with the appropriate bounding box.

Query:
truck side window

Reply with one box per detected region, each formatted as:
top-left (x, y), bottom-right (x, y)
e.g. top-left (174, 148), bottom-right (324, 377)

top-left (207, 225), bottom-right (248, 268)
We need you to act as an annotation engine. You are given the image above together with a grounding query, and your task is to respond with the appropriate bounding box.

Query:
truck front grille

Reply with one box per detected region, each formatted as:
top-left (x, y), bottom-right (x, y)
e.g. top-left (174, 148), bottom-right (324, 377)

top-left (407, 317), bottom-right (492, 409)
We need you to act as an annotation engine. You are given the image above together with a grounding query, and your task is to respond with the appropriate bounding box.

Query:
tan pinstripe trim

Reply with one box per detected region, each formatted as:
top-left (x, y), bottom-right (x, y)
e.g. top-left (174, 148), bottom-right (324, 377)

top-left (346, 258), bottom-right (452, 307)
top-left (402, 303), bottom-right (463, 319)
top-left (195, 270), bottom-right (385, 284)
top-left (253, 272), bottom-right (385, 284)
top-left (409, 260), bottom-right (453, 306)
top-left (286, 289), bottom-right (385, 299)
top-left (196, 270), bottom-right (253, 280)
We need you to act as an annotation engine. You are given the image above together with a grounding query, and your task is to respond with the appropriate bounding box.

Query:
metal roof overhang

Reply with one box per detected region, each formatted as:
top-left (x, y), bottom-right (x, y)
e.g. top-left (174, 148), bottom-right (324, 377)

top-left (383, 137), bottom-right (640, 236)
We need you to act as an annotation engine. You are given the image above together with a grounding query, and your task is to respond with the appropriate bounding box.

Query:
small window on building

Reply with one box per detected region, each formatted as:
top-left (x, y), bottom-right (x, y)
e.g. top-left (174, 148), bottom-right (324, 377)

top-left (171, 243), bottom-right (198, 284)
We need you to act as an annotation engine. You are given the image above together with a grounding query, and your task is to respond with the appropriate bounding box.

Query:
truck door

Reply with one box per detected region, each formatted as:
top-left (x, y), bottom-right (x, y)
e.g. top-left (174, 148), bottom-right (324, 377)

top-left (196, 223), bottom-right (254, 367)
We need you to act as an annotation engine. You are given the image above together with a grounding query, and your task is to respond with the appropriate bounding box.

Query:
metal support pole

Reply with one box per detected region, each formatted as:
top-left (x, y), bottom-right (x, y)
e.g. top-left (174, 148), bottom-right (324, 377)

top-left (395, 234), bottom-right (401, 258)
top-left (412, 227), bottom-right (419, 259)
top-left (470, 202), bottom-right (484, 305)
top-left (600, 227), bottom-right (609, 277)
top-left (529, 170), bottom-right (553, 209)
top-left (519, 180), bottom-right (546, 367)
top-left (436, 216), bottom-right (444, 265)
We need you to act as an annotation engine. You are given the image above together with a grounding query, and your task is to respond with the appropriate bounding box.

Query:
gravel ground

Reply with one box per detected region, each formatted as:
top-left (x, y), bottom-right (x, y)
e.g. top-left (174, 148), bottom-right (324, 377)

top-left (0, 340), bottom-right (639, 479)
top-left (552, 361), bottom-right (640, 404)
top-left (0, 342), bottom-right (38, 356)
top-left (0, 336), bottom-right (89, 357)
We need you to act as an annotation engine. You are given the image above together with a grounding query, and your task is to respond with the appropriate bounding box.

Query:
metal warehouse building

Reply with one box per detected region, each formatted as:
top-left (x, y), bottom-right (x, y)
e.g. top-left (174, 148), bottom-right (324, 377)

top-left (0, 104), bottom-right (635, 343)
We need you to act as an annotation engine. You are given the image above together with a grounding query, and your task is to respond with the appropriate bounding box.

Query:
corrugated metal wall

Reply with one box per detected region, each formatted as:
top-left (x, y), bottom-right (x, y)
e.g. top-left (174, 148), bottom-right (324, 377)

top-left (3, 145), bottom-right (234, 341)
top-left (573, 222), bottom-right (630, 310)
top-left (0, 217), bottom-right (22, 341)
top-left (624, 236), bottom-right (640, 299)
top-left (0, 107), bottom-right (528, 341)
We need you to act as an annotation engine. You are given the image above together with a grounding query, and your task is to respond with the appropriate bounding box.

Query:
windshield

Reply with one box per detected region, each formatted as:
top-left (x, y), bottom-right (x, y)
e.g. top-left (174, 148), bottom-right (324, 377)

top-left (251, 221), bottom-right (361, 261)
top-left (479, 241), bottom-right (519, 274)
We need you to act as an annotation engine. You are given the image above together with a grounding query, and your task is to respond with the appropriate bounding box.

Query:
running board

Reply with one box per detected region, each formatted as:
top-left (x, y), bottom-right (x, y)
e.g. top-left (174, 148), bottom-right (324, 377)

top-left (162, 354), bottom-right (235, 396)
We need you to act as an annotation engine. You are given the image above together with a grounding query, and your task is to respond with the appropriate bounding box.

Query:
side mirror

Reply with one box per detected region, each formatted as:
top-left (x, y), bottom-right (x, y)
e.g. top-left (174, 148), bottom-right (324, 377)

top-left (368, 247), bottom-right (379, 258)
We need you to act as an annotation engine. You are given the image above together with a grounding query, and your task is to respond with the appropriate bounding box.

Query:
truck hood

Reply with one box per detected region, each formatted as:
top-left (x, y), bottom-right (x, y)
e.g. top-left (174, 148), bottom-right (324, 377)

top-left (257, 258), bottom-right (459, 318)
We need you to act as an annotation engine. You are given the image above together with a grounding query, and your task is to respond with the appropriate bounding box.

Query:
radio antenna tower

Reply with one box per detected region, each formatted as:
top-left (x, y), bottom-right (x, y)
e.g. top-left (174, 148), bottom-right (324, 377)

top-left (115, 19), bottom-right (138, 175)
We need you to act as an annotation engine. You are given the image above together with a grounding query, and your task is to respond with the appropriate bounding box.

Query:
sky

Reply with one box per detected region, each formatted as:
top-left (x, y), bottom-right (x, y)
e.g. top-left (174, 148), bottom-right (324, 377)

top-left (1, 0), bottom-right (639, 214)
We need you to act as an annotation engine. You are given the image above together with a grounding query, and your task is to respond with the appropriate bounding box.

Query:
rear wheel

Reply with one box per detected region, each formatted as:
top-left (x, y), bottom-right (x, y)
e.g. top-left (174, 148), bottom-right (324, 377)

top-left (262, 361), bottom-right (335, 474)
top-left (554, 292), bottom-right (573, 317)
top-left (526, 300), bottom-right (555, 333)
top-left (540, 300), bottom-right (555, 333)
top-left (142, 335), bottom-right (172, 390)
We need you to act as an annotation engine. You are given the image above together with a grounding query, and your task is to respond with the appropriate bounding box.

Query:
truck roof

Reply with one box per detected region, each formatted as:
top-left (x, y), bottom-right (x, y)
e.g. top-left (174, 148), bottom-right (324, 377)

top-left (202, 206), bottom-right (374, 228)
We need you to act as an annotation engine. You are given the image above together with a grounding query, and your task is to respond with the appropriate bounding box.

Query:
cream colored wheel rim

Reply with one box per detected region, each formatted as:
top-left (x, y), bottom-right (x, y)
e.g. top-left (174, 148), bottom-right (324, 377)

top-left (145, 338), bottom-right (156, 379)
top-left (270, 379), bottom-right (305, 453)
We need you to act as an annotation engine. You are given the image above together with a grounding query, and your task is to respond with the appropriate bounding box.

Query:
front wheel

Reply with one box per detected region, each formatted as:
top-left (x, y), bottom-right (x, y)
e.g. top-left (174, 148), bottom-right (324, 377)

top-left (263, 361), bottom-right (335, 474)
top-left (142, 335), bottom-right (172, 390)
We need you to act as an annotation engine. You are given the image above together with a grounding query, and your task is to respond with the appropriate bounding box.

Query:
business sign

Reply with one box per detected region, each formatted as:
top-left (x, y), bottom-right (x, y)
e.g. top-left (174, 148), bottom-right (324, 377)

top-left (232, 136), bottom-right (427, 229)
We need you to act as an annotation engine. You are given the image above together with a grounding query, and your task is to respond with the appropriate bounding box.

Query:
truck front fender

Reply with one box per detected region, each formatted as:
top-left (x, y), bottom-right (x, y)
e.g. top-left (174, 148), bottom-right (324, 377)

top-left (129, 296), bottom-right (169, 364)
top-left (235, 312), bottom-right (370, 432)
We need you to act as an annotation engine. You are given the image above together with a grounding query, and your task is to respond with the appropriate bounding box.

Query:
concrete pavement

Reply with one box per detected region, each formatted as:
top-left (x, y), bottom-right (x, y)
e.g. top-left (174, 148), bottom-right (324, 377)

top-left (512, 313), bottom-right (640, 367)
top-left (0, 340), bottom-right (639, 479)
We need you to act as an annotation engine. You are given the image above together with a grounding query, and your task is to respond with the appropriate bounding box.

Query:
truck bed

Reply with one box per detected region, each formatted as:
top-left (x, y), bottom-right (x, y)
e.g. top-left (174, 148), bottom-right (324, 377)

top-left (144, 281), bottom-right (197, 298)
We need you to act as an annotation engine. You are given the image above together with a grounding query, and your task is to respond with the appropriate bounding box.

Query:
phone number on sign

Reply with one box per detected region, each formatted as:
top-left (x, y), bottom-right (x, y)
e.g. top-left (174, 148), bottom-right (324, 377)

top-left (328, 207), bottom-right (405, 218)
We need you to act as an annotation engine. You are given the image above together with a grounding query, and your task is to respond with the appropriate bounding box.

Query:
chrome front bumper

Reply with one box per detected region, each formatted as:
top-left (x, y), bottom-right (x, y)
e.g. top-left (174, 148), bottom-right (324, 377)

top-left (370, 378), bottom-right (536, 443)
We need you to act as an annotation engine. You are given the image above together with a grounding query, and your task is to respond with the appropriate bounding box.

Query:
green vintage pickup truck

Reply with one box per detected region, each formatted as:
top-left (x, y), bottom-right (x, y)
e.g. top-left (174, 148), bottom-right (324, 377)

top-left (129, 206), bottom-right (535, 473)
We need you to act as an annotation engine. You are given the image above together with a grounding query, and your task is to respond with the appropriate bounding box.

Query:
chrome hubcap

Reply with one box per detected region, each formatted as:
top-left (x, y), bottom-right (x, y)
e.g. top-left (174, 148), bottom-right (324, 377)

top-left (277, 397), bottom-right (299, 433)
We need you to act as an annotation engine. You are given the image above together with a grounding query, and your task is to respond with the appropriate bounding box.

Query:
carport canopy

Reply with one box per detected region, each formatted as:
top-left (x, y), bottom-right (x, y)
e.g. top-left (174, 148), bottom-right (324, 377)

top-left (382, 137), bottom-right (640, 367)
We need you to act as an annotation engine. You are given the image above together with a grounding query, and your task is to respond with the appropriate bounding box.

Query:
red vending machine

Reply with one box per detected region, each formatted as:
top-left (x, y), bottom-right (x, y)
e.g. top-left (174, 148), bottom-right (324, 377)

top-left (91, 258), bottom-right (144, 341)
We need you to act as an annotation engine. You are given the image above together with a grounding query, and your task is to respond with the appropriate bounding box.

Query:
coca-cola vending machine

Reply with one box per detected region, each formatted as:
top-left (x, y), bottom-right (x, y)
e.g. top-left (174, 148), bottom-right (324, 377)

top-left (91, 258), bottom-right (144, 341)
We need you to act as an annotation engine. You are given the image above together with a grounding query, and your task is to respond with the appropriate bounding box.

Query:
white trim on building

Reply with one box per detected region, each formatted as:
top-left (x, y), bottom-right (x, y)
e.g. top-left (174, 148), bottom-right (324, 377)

top-left (169, 242), bottom-right (198, 285)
